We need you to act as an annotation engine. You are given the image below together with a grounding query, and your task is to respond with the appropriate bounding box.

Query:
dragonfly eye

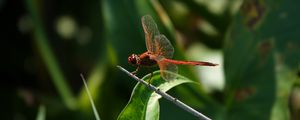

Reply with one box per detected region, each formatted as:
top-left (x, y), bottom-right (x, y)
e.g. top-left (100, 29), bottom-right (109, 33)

top-left (128, 54), bottom-right (138, 65)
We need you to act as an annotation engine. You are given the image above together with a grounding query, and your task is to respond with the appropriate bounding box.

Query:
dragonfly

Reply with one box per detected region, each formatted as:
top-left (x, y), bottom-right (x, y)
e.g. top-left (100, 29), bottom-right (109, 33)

top-left (128, 15), bottom-right (218, 81)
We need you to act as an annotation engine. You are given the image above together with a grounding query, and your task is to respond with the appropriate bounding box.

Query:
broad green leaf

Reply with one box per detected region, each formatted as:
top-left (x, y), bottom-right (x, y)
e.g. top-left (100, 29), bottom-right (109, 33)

top-left (223, 0), bottom-right (276, 119)
top-left (265, 0), bottom-right (300, 120)
top-left (224, 0), bottom-right (300, 119)
top-left (117, 71), bottom-right (195, 120)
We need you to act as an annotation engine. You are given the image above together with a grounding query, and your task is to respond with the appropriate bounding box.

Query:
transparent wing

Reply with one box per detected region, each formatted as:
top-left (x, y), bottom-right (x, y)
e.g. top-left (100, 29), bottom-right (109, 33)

top-left (157, 60), bottom-right (178, 81)
top-left (142, 15), bottom-right (160, 53)
top-left (154, 35), bottom-right (174, 59)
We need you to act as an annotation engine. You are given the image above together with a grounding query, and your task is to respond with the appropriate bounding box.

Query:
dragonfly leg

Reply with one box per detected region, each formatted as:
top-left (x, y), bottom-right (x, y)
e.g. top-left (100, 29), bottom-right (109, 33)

top-left (131, 66), bottom-right (140, 75)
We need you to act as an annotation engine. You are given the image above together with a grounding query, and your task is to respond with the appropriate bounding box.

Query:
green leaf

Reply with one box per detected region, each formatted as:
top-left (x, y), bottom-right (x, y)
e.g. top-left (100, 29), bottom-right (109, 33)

top-left (36, 105), bottom-right (46, 120)
top-left (264, 0), bottom-right (300, 120)
top-left (224, 0), bottom-right (300, 119)
top-left (271, 67), bottom-right (297, 120)
top-left (117, 71), bottom-right (195, 120)
top-left (223, 0), bottom-right (276, 119)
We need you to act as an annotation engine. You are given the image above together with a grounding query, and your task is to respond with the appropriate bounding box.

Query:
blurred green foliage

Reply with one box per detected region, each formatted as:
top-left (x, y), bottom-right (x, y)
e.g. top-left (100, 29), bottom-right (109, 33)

top-left (2, 0), bottom-right (299, 119)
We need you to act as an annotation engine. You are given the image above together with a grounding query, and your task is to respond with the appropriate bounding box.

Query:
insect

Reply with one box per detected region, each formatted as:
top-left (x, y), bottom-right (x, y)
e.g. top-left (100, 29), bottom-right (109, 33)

top-left (128, 15), bottom-right (217, 81)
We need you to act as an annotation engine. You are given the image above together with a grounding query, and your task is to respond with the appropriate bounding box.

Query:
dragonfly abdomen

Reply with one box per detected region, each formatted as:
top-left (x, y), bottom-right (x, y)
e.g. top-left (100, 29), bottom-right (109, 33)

top-left (162, 59), bottom-right (218, 66)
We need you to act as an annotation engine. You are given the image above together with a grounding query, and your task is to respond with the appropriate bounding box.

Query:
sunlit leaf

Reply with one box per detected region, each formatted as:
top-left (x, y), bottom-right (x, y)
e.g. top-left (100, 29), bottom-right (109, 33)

top-left (117, 71), bottom-right (195, 120)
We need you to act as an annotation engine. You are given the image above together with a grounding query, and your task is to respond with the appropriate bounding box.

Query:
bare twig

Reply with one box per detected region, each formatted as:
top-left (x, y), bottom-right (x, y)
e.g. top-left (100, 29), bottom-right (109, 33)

top-left (117, 66), bottom-right (211, 120)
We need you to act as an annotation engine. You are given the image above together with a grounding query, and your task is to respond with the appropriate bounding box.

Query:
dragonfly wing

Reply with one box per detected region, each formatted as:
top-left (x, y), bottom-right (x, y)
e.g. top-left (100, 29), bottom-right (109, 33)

top-left (142, 15), bottom-right (160, 53)
top-left (154, 35), bottom-right (174, 59)
top-left (157, 60), bottom-right (178, 81)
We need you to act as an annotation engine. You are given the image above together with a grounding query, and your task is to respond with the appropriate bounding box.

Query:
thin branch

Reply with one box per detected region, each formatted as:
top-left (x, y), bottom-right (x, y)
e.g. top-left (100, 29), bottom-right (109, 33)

top-left (117, 66), bottom-right (212, 120)
top-left (80, 74), bottom-right (101, 120)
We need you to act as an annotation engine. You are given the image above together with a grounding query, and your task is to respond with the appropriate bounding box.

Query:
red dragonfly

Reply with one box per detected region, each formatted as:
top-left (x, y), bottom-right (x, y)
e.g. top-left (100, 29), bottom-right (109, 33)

top-left (128, 15), bottom-right (218, 81)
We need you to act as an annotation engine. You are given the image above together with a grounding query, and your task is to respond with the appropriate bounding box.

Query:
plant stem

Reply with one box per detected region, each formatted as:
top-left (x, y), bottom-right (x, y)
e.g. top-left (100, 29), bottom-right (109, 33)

top-left (117, 66), bottom-right (212, 120)
top-left (80, 74), bottom-right (101, 120)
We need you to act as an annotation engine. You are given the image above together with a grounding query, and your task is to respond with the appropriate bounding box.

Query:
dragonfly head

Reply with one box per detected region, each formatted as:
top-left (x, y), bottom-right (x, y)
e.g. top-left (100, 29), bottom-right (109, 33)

top-left (128, 54), bottom-right (140, 65)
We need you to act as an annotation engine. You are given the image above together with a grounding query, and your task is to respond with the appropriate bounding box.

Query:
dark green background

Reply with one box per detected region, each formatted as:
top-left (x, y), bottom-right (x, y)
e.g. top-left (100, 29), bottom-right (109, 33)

top-left (1, 0), bottom-right (299, 119)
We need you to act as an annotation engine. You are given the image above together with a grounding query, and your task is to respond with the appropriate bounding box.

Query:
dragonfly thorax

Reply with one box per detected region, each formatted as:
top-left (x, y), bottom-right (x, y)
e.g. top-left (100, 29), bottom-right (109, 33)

top-left (128, 52), bottom-right (157, 67)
